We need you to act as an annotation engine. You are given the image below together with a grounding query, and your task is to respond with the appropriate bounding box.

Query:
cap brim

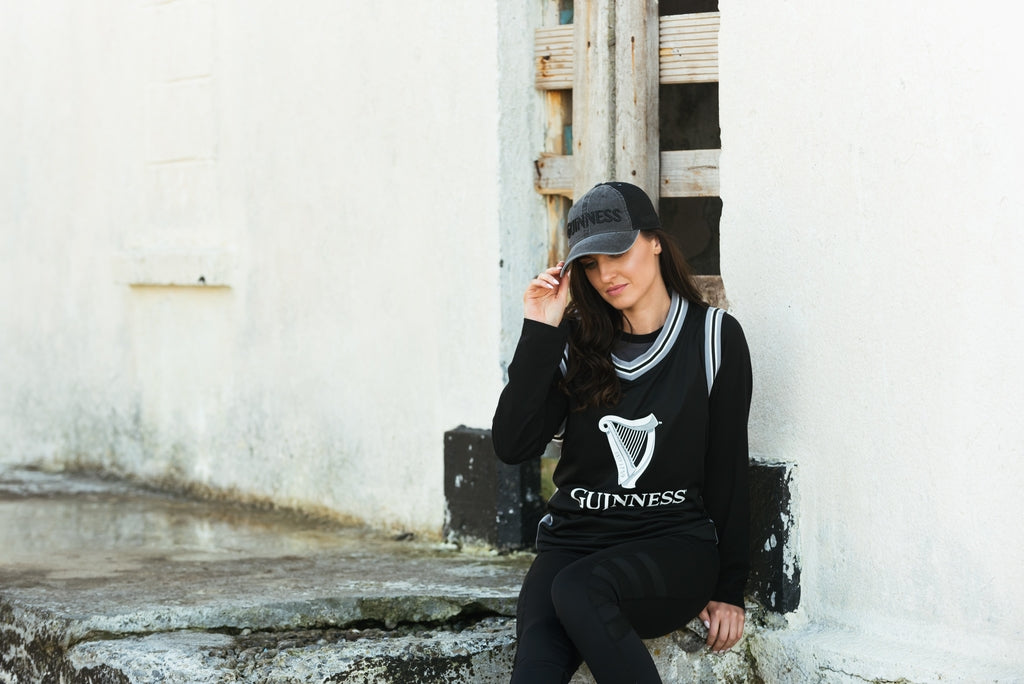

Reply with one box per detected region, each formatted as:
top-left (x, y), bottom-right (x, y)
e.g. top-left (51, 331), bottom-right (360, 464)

top-left (560, 230), bottom-right (640, 276)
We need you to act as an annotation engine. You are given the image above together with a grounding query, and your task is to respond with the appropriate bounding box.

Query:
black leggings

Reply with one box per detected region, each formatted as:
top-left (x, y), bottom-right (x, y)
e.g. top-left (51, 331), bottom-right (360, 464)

top-left (511, 534), bottom-right (718, 684)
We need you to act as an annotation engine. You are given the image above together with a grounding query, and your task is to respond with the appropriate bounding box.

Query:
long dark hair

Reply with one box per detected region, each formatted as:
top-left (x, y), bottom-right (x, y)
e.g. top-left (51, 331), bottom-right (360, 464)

top-left (561, 229), bottom-right (706, 410)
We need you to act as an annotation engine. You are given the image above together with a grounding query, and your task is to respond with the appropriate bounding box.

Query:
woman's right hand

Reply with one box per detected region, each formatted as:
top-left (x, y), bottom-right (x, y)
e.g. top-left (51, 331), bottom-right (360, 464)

top-left (524, 261), bottom-right (570, 328)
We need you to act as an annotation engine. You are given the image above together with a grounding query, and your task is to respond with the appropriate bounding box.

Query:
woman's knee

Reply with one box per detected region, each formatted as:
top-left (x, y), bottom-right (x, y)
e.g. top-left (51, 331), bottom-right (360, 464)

top-left (548, 566), bottom-right (575, 615)
top-left (550, 559), bottom-right (635, 644)
top-left (550, 561), bottom-right (619, 616)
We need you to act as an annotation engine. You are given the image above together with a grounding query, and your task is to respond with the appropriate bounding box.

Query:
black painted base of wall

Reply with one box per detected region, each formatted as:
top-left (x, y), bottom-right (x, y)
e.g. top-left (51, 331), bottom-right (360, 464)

top-left (748, 462), bottom-right (801, 613)
top-left (443, 426), bottom-right (799, 613)
top-left (443, 426), bottom-right (544, 551)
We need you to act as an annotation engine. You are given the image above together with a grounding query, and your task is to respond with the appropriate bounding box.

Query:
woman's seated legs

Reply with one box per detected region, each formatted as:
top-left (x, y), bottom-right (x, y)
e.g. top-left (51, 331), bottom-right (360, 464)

top-left (511, 548), bottom-right (586, 684)
top-left (553, 534), bottom-right (719, 683)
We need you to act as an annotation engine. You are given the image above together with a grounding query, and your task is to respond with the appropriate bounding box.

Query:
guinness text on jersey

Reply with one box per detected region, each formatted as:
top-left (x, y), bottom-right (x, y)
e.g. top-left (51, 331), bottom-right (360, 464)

top-left (569, 487), bottom-right (688, 510)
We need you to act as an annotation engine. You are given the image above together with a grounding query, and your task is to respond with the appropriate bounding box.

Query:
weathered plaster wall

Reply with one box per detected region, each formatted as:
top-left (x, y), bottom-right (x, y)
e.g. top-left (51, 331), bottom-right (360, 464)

top-left (720, 1), bottom-right (1024, 677)
top-left (0, 1), bottom-right (531, 535)
top-left (497, 3), bottom-right (549, 374)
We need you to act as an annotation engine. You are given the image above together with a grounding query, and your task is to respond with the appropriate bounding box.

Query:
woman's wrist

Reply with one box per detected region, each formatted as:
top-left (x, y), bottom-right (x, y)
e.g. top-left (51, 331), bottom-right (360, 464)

top-left (524, 311), bottom-right (562, 328)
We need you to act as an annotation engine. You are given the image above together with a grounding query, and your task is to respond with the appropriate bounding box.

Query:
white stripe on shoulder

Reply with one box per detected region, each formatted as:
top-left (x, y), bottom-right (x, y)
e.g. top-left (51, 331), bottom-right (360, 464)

top-left (553, 418), bottom-right (566, 441)
top-left (704, 306), bottom-right (725, 396)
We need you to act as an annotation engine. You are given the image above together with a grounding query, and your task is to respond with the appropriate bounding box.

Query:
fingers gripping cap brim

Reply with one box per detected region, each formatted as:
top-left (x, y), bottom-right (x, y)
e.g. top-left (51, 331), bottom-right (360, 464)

top-left (559, 230), bottom-right (640, 276)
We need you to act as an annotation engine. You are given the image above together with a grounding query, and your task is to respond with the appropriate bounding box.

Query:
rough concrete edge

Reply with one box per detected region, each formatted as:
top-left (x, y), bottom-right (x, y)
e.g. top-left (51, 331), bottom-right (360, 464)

top-left (0, 599), bottom-right (86, 683)
top-left (64, 619), bottom-right (520, 684)
top-left (1, 593), bottom-right (521, 683)
top-left (2, 593), bottom-right (518, 641)
top-left (58, 609), bottom-right (773, 684)
top-left (3, 585), bottom-right (786, 683)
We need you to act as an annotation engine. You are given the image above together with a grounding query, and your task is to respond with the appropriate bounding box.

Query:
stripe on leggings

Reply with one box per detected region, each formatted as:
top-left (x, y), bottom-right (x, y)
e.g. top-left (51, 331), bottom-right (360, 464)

top-left (635, 552), bottom-right (668, 597)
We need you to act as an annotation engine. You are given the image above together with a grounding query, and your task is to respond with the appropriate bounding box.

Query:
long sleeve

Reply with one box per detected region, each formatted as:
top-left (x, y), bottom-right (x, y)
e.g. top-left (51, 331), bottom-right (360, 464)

top-left (492, 319), bottom-right (570, 465)
top-left (703, 313), bottom-right (753, 607)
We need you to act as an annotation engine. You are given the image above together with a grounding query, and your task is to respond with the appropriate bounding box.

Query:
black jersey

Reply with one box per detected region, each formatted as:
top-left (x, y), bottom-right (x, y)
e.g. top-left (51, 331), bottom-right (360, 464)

top-left (492, 292), bottom-right (752, 607)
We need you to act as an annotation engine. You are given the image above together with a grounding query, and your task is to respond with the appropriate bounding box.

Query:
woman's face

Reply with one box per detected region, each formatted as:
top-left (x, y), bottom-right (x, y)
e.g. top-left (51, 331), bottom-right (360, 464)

top-left (576, 234), bottom-right (664, 314)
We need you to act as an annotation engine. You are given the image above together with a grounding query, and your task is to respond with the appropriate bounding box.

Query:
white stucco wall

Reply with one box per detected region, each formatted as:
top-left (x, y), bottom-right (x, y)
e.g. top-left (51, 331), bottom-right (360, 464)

top-left (0, 1), bottom-right (541, 535)
top-left (720, 1), bottom-right (1024, 678)
top-left (7, 1), bottom-right (1021, 677)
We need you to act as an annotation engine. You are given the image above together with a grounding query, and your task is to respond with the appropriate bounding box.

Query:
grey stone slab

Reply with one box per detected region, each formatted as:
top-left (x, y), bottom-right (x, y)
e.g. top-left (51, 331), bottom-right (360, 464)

top-left (57, 618), bottom-right (764, 684)
top-left (0, 466), bottom-right (531, 682)
top-left (64, 619), bottom-right (519, 684)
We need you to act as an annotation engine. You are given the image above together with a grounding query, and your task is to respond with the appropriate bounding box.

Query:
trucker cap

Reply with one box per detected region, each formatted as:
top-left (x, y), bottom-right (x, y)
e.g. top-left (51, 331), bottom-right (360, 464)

top-left (561, 182), bottom-right (661, 276)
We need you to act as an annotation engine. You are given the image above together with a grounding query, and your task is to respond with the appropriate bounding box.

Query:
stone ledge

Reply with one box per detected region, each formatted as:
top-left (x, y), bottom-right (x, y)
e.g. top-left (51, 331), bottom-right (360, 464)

top-left (64, 619), bottom-right (519, 684)
top-left (0, 466), bottom-right (770, 683)
top-left (24, 610), bottom-right (773, 684)
top-left (2, 591), bottom-right (769, 683)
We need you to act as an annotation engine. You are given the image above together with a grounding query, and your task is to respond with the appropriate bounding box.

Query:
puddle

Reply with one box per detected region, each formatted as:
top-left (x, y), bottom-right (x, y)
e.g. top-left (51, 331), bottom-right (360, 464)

top-left (0, 466), bottom-right (407, 573)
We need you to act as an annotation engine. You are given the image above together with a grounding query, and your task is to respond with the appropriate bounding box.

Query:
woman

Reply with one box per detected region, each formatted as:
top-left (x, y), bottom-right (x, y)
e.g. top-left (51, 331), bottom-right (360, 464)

top-left (492, 181), bottom-right (752, 683)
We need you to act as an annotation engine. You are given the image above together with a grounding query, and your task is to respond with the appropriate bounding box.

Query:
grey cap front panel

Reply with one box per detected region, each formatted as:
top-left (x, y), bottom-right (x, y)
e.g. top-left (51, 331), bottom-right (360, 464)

top-left (561, 183), bottom-right (639, 275)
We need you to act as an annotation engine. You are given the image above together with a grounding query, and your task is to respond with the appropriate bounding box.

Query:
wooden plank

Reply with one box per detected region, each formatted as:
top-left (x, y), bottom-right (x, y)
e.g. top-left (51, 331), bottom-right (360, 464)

top-left (535, 12), bottom-right (720, 90)
top-left (659, 12), bottom-right (719, 84)
top-left (544, 90), bottom-right (572, 157)
top-left (661, 65), bottom-right (719, 75)
top-left (535, 25), bottom-right (574, 90)
top-left (546, 194), bottom-right (572, 265)
top-left (614, 0), bottom-right (660, 196)
top-left (543, 73), bottom-right (573, 258)
top-left (660, 32), bottom-right (718, 44)
top-left (661, 69), bottom-right (719, 85)
top-left (659, 13), bottom-right (720, 30)
top-left (542, 1), bottom-right (573, 266)
top-left (535, 149), bottom-right (720, 199)
top-left (534, 153), bottom-right (574, 196)
top-left (659, 40), bottom-right (717, 52)
top-left (658, 41), bottom-right (717, 51)
top-left (660, 149), bottom-right (720, 197)
top-left (573, 0), bottom-right (615, 196)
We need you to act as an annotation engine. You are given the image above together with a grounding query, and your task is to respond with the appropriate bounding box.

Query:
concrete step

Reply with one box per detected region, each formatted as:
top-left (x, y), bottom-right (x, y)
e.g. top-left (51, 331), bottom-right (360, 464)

top-left (0, 466), bottom-right (761, 683)
top-left (62, 619), bottom-right (519, 683)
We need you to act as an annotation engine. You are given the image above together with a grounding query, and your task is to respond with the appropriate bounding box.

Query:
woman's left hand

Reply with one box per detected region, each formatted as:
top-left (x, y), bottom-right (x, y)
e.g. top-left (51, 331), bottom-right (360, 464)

top-left (698, 601), bottom-right (745, 652)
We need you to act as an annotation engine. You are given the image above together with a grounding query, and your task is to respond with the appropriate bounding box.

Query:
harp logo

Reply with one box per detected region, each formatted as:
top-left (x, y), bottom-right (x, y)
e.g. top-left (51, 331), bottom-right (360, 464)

top-left (598, 413), bottom-right (660, 489)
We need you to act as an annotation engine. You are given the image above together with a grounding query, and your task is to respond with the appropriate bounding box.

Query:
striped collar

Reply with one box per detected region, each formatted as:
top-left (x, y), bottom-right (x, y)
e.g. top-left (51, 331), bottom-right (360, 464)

top-left (612, 292), bottom-right (687, 380)
top-left (559, 292), bottom-right (687, 382)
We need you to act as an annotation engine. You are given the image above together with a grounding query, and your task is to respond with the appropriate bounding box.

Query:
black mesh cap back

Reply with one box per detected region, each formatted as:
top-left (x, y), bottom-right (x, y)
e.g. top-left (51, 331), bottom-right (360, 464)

top-left (600, 182), bottom-right (661, 231)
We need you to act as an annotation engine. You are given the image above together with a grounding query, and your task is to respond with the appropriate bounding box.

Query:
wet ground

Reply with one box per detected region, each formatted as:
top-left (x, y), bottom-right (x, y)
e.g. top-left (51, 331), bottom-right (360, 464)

top-left (0, 465), bottom-right (534, 682)
top-left (0, 466), bottom-right (525, 575)
top-left (0, 465), bottom-right (532, 620)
